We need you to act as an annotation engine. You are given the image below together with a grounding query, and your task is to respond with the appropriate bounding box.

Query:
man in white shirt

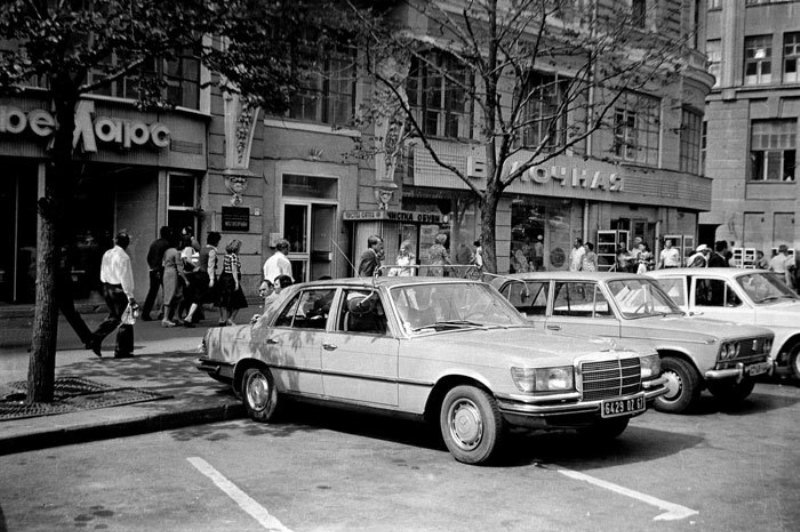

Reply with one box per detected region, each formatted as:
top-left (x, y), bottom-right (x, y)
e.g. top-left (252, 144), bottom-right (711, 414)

top-left (568, 238), bottom-right (585, 272)
top-left (262, 239), bottom-right (293, 286)
top-left (658, 239), bottom-right (681, 269)
top-left (88, 232), bottom-right (137, 358)
top-left (770, 244), bottom-right (794, 289)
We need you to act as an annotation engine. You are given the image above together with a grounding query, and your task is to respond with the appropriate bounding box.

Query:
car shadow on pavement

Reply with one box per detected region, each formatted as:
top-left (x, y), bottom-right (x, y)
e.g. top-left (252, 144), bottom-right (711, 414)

top-left (168, 403), bottom-right (444, 451)
top-left (500, 425), bottom-right (705, 470)
top-left (677, 388), bottom-right (800, 417)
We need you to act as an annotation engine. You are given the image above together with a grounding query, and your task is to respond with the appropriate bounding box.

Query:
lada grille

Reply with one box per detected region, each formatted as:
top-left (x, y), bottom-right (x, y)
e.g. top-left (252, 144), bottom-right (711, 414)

top-left (581, 358), bottom-right (642, 401)
top-left (736, 337), bottom-right (766, 359)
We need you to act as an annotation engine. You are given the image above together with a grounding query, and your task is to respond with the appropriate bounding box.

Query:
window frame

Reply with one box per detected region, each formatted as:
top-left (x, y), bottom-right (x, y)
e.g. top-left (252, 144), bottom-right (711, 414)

top-left (744, 35), bottom-right (773, 86)
top-left (680, 107), bottom-right (703, 175)
top-left (612, 92), bottom-right (660, 166)
top-left (407, 51), bottom-right (473, 140)
top-left (783, 32), bottom-right (800, 84)
top-left (749, 119), bottom-right (797, 182)
top-left (519, 71), bottom-right (569, 151)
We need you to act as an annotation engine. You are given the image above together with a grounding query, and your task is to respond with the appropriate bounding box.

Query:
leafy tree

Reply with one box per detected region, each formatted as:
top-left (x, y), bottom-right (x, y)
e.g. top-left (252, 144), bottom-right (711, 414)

top-left (0, 0), bottom-right (361, 402)
top-left (352, 0), bottom-right (696, 273)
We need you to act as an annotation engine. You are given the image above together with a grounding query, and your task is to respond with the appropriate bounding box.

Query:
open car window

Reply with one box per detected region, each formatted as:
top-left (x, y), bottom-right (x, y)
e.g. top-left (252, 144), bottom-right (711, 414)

top-left (273, 288), bottom-right (335, 329)
top-left (694, 278), bottom-right (742, 308)
top-left (336, 289), bottom-right (388, 336)
top-left (552, 282), bottom-right (613, 318)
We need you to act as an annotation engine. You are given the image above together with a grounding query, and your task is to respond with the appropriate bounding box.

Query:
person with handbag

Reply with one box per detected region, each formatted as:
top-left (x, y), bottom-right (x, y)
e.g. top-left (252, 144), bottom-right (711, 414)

top-left (87, 231), bottom-right (138, 358)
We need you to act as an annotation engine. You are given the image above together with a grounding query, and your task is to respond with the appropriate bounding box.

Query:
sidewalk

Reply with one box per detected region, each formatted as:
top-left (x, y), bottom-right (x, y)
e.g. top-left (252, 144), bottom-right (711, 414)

top-left (0, 318), bottom-right (245, 455)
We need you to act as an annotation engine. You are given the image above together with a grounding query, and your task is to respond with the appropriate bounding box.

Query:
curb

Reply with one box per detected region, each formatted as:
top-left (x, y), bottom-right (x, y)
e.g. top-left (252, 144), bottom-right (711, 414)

top-left (0, 402), bottom-right (245, 456)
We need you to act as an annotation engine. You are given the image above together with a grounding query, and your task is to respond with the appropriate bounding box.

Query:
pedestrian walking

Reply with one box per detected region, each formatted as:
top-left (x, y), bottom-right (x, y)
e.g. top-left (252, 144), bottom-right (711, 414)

top-left (141, 226), bottom-right (171, 321)
top-left (426, 233), bottom-right (451, 277)
top-left (755, 250), bottom-right (769, 270)
top-left (473, 239), bottom-right (484, 272)
top-left (87, 232), bottom-right (138, 358)
top-left (770, 244), bottom-right (794, 288)
top-left (707, 241), bottom-right (729, 267)
top-left (160, 233), bottom-right (190, 327)
top-left (569, 238), bottom-right (585, 272)
top-left (389, 240), bottom-right (416, 276)
top-left (532, 235), bottom-right (544, 271)
top-left (56, 244), bottom-right (93, 347)
top-left (582, 242), bottom-right (598, 272)
top-left (637, 243), bottom-right (654, 273)
top-left (357, 235), bottom-right (384, 277)
top-left (218, 239), bottom-right (248, 326)
top-left (183, 231), bottom-right (221, 326)
top-left (262, 239), bottom-right (293, 286)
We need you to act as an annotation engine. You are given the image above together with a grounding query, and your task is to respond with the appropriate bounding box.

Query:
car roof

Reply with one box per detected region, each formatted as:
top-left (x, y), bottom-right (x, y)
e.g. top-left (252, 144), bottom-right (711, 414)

top-left (489, 271), bottom-right (644, 286)
top-left (294, 276), bottom-right (486, 289)
top-left (647, 267), bottom-right (771, 277)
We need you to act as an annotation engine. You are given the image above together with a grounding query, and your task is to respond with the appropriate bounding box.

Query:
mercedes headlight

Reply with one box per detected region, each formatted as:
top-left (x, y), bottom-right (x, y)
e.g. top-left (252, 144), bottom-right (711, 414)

top-left (640, 354), bottom-right (661, 379)
top-left (511, 366), bottom-right (574, 393)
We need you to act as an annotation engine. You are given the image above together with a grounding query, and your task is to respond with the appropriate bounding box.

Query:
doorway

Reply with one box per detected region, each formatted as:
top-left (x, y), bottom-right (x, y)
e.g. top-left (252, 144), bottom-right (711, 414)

top-left (282, 201), bottom-right (337, 282)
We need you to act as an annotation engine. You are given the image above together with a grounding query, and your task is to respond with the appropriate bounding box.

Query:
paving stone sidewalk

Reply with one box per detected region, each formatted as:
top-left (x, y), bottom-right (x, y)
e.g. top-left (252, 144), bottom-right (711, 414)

top-left (0, 326), bottom-right (244, 455)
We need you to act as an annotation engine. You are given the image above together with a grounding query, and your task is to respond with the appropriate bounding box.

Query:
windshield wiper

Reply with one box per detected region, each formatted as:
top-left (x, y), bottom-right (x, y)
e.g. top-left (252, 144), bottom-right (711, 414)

top-left (411, 320), bottom-right (486, 332)
top-left (756, 295), bottom-right (796, 303)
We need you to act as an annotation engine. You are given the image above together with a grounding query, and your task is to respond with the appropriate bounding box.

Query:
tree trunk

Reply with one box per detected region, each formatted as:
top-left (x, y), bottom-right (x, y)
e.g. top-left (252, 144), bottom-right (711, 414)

top-left (26, 89), bottom-right (77, 404)
top-left (26, 190), bottom-right (60, 403)
top-left (480, 189), bottom-right (501, 274)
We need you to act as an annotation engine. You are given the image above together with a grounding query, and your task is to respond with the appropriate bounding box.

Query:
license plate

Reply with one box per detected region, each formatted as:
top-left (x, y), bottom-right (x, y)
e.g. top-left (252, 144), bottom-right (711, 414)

top-left (747, 361), bottom-right (770, 377)
top-left (601, 393), bottom-right (645, 418)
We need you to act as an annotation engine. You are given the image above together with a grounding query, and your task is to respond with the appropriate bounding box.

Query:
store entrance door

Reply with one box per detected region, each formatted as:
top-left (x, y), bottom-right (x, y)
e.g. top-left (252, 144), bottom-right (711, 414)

top-left (283, 201), bottom-right (337, 282)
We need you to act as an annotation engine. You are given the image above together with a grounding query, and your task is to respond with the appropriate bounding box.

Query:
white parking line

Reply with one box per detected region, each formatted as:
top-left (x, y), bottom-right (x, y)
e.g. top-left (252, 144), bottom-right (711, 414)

top-left (187, 456), bottom-right (293, 532)
top-left (557, 467), bottom-right (698, 521)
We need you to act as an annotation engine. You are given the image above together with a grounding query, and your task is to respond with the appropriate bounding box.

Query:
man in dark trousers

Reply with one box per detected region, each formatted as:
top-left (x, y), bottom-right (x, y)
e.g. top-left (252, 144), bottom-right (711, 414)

top-left (141, 226), bottom-right (171, 321)
top-left (707, 240), bottom-right (730, 268)
top-left (56, 244), bottom-right (93, 347)
top-left (357, 235), bottom-right (384, 277)
top-left (87, 232), bottom-right (138, 358)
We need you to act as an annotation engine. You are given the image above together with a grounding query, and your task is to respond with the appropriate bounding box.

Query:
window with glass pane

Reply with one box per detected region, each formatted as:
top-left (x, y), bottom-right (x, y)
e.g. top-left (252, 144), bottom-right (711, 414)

top-left (521, 72), bottom-right (567, 150)
top-left (750, 120), bottom-right (797, 181)
top-left (700, 120), bottom-right (707, 174)
top-left (680, 108), bottom-right (702, 174)
top-left (744, 35), bottom-right (772, 85)
top-left (168, 174), bottom-right (197, 235)
top-left (288, 35), bottom-right (355, 125)
top-left (118, 53), bottom-right (200, 109)
top-left (612, 92), bottom-right (659, 166)
top-left (708, 0), bottom-right (721, 8)
top-left (706, 40), bottom-right (721, 88)
top-left (407, 52), bottom-right (472, 139)
top-left (784, 32), bottom-right (800, 84)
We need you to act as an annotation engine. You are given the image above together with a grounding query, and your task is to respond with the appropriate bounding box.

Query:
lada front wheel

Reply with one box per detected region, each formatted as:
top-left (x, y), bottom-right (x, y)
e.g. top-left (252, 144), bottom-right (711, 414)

top-left (440, 385), bottom-right (505, 465)
top-left (707, 378), bottom-right (755, 404)
top-left (654, 357), bottom-right (700, 414)
top-left (241, 367), bottom-right (280, 422)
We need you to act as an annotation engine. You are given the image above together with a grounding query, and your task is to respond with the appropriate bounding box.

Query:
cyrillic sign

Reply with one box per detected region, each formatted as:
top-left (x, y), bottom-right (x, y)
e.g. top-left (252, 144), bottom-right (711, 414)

top-left (343, 210), bottom-right (442, 224)
top-left (0, 103), bottom-right (170, 152)
top-left (507, 162), bottom-right (624, 192)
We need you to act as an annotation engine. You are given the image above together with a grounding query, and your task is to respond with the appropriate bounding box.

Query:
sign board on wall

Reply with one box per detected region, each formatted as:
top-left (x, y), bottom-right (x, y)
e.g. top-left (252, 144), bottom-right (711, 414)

top-left (221, 206), bottom-right (250, 232)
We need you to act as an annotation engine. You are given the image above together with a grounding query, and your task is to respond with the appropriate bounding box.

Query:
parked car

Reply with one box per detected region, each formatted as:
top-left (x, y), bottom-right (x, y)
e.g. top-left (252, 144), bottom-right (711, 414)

top-left (490, 272), bottom-right (774, 414)
top-left (649, 268), bottom-right (800, 380)
top-left (198, 277), bottom-right (667, 465)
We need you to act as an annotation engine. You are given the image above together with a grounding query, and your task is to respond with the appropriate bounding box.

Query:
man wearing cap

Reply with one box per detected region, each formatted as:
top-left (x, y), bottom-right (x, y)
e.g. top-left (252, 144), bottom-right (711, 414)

top-left (686, 244), bottom-right (710, 268)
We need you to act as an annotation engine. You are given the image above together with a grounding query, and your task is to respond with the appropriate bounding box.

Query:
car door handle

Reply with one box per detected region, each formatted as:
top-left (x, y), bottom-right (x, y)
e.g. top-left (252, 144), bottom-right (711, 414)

top-left (546, 325), bottom-right (561, 331)
top-left (322, 343), bottom-right (338, 351)
top-left (266, 338), bottom-right (279, 345)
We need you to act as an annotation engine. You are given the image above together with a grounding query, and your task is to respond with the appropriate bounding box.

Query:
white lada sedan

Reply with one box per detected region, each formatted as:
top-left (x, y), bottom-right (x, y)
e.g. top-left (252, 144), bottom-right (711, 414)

top-left (198, 277), bottom-right (666, 465)
top-left (649, 268), bottom-right (800, 380)
top-left (490, 272), bottom-right (774, 414)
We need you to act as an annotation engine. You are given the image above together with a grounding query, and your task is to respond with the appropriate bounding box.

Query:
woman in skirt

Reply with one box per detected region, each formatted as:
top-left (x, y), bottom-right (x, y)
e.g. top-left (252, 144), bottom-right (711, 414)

top-left (183, 231), bottom-right (222, 326)
top-left (217, 239), bottom-right (248, 326)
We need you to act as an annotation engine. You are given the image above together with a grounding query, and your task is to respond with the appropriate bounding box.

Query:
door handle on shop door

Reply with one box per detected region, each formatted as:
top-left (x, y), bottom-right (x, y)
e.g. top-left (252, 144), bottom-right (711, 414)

top-left (322, 343), bottom-right (338, 351)
top-left (546, 325), bottom-right (561, 331)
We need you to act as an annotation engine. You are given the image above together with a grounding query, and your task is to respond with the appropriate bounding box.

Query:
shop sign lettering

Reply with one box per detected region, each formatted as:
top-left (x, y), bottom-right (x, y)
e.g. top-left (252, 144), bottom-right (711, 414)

top-left (508, 162), bottom-right (623, 192)
top-left (0, 104), bottom-right (170, 152)
top-left (343, 210), bottom-right (442, 224)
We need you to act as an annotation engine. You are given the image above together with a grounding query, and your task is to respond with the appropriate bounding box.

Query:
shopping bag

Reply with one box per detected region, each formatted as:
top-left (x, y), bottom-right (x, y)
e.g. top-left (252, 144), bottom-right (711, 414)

top-left (121, 303), bottom-right (138, 326)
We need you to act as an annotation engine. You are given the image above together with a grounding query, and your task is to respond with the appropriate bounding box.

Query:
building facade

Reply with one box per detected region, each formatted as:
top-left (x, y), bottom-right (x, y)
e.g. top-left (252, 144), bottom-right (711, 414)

top-left (0, 0), bottom-right (714, 309)
top-left (702, 0), bottom-right (800, 265)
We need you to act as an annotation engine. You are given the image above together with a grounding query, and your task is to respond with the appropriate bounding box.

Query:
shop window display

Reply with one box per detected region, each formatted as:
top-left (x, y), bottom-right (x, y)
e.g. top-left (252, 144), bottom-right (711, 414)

top-left (510, 198), bottom-right (576, 272)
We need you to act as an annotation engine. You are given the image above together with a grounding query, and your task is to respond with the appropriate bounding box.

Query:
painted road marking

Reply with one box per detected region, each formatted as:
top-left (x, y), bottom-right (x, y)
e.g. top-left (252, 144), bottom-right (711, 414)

top-left (557, 467), bottom-right (698, 521)
top-left (187, 456), bottom-right (293, 532)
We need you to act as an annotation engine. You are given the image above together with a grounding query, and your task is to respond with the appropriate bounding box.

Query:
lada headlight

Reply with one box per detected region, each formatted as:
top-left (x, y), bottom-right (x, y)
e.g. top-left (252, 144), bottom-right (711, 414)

top-left (511, 366), bottom-right (574, 393)
top-left (640, 354), bottom-right (661, 379)
top-left (720, 342), bottom-right (740, 360)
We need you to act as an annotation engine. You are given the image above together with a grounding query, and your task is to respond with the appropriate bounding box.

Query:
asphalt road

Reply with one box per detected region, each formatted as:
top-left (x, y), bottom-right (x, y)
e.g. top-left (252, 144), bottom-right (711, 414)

top-left (1, 381), bottom-right (798, 532)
